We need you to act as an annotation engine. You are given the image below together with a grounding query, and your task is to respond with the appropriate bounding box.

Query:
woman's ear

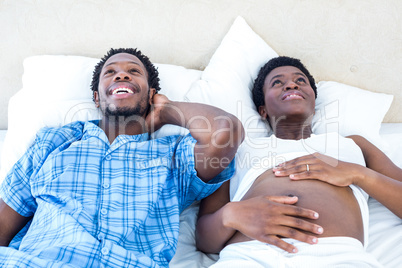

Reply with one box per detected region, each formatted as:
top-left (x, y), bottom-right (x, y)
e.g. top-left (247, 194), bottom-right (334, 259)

top-left (94, 91), bottom-right (100, 108)
top-left (258, 105), bottom-right (268, 119)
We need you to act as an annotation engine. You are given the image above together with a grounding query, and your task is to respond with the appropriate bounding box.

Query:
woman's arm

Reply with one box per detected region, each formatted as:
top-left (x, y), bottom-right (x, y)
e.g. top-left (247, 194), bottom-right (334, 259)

top-left (0, 199), bottom-right (31, 246)
top-left (273, 135), bottom-right (402, 218)
top-left (196, 181), bottom-right (235, 253)
top-left (349, 135), bottom-right (402, 217)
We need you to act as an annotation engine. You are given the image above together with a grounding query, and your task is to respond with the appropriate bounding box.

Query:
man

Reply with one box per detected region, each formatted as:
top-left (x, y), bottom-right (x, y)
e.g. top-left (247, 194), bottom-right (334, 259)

top-left (0, 48), bottom-right (244, 267)
top-left (196, 56), bottom-right (401, 267)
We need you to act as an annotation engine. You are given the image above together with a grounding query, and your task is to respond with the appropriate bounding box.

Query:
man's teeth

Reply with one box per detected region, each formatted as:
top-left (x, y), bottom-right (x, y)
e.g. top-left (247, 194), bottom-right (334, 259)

top-left (112, 88), bottom-right (134, 95)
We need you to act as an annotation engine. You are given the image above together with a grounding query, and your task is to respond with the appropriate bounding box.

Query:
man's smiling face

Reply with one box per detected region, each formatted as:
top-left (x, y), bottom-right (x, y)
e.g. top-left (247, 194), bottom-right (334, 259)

top-left (94, 53), bottom-right (155, 118)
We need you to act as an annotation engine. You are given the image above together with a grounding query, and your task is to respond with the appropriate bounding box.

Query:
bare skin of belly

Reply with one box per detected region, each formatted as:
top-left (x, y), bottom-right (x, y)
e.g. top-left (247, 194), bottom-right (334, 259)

top-left (227, 168), bottom-right (364, 245)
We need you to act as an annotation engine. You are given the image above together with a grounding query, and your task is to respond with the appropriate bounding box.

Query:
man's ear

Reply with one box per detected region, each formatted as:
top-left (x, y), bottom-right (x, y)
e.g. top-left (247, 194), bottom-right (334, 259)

top-left (94, 91), bottom-right (100, 108)
top-left (148, 88), bottom-right (156, 104)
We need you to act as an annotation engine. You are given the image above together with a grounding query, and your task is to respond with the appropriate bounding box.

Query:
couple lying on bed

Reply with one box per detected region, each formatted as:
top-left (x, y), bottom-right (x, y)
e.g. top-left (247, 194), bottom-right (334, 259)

top-left (196, 56), bottom-right (402, 267)
top-left (0, 48), bottom-right (400, 268)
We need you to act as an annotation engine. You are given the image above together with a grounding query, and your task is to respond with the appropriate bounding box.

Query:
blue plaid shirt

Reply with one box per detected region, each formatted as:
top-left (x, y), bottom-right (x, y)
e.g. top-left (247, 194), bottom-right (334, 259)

top-left (0, 121), bottom-right (234, 268)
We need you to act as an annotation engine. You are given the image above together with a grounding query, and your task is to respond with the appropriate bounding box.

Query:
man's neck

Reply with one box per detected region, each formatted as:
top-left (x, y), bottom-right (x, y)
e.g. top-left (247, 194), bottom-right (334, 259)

top-left (99, 116), bottom-right (146, 143)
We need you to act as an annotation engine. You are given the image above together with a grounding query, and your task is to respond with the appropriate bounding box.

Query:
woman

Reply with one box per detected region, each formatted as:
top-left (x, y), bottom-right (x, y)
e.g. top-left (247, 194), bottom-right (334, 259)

top-left (195, 56), bottom-right (402, 267)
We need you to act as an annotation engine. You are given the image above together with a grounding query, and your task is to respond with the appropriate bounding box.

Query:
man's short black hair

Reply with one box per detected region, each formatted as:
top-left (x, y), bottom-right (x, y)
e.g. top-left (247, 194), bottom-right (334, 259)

top-left (91, 48), bottom-right (161, 100)
top-left (252, 56), bottom-right (317, 110)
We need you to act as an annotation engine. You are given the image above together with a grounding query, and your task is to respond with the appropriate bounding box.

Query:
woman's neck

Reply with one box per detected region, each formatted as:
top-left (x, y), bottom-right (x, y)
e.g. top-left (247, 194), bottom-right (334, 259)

top-left (272, 122), bottom-right (313, 140)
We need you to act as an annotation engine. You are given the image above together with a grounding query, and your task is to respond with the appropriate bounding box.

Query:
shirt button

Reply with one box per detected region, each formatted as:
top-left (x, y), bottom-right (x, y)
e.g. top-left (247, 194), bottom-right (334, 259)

top-left (103, 183), bottom-right (110, 189)
top-left (98, 233), bottom-right (105, 241)
top-left (100, 208), bottom-right (107, 215)
top-left (101, 247), bottom-right (109, 255)
top-left (105, 155), bottom-right (112, 161)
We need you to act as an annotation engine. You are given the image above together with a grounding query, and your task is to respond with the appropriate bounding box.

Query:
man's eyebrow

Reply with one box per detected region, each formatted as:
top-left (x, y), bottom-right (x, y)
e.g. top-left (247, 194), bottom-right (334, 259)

top-left (294, 72), bottom-right (307, 78)
top-left (104, 61), bottom-right (141, 67)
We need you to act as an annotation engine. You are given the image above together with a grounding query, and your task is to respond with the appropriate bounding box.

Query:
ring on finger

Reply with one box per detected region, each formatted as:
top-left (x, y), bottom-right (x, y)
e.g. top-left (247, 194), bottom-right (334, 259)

top-left (306, 164), bottom-right (310, 172)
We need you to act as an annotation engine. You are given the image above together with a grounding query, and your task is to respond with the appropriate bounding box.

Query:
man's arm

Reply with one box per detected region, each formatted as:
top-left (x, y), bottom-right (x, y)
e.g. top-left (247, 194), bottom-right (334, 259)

top-left (0, 199), bottom-right (31, 246)
top-left (147, 94), bottom-right (244, 181)
top-left (196, 181), bottom-right (324, 254)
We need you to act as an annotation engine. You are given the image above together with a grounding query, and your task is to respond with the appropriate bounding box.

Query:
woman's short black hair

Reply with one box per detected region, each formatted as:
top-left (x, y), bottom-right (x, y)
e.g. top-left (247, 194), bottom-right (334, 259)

top-left (90, 48), bottom-right (161, 100)
top-left (252, 56), bottom-right (317, 110)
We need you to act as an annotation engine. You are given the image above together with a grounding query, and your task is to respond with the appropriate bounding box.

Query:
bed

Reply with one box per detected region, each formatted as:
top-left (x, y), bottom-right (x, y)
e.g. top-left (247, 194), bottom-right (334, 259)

top-left (0, 1), bottom-right (401, 267)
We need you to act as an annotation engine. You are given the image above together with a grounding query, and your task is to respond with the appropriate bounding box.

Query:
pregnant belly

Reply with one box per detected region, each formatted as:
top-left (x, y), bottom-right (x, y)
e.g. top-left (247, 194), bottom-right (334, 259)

top-left (227, 169), bottom-right (364, 245)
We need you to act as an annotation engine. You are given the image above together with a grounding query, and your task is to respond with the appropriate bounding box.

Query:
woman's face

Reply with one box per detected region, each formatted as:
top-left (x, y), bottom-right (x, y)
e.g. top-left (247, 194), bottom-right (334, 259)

top-left (258, 66), bottom-right (316, 125)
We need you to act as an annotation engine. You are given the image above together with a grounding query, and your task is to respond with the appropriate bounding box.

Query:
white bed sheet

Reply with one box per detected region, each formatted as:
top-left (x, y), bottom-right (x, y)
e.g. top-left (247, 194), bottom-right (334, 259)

top-left (171, 123), bottom-right (402, 268)
top-left (379, 123), bottom-right (402, 135)
top-left (0, 130), bottom-right (7, 171)
top-left (366, 123), bottom-right (402, 267)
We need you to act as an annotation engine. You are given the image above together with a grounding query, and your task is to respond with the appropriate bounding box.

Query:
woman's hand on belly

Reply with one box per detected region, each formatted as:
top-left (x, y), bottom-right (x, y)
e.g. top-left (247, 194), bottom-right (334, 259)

top-left (273, 152), bottom-right (363, 186)
top-left (238, 168), bottom-right (365, 245)
top-left (225, 195), bottom-right (323, 253)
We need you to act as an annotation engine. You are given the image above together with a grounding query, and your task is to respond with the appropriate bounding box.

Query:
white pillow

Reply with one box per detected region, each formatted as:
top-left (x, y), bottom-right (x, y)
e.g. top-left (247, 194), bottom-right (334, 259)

top-left (20, 55), bottom-right (201, 102)
top-left (157, 63), bottom-right (202, 101)
top-left (184, 16), bottom-right (393, 148)
top-left (184, 16), bottom-right (279, 139)
top-left (1, 55), bottom-right (201, 182)
top-left (21, 55), bottom-right (99, 101)
top-left (312, 81), bottom-right (393, 149)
